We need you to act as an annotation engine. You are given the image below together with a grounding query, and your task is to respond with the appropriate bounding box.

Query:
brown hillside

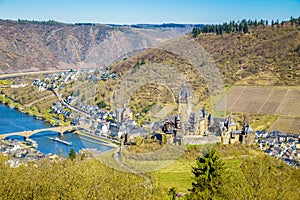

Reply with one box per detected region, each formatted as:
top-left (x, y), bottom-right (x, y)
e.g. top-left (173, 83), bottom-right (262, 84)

top-left (0, 20), bottom-right (189, 74)
top-left (195, 26), bottom-right (300, 85)
top-left (111, 25), bottom-right (300, 88)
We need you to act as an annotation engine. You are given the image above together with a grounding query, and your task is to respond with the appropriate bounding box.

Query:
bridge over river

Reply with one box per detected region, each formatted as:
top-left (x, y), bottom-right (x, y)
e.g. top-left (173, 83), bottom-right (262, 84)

top-left (0, 126), bottom-right (77, 140)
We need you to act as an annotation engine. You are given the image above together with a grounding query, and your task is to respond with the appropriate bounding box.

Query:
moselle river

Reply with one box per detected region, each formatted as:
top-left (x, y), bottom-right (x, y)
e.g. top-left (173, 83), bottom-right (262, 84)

top-left (0, 104), bottom-right (112, 155)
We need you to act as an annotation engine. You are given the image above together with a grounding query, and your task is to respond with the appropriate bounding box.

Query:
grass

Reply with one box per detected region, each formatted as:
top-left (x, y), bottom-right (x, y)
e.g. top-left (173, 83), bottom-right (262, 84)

top-left (154, 159), bottom-right (195, 193)
top-left (250, 114), bottom-right (278, 130)
top-left (151, 143), bottom-right (260, 193)
top-left (268, 116), bottom-right (300, 133)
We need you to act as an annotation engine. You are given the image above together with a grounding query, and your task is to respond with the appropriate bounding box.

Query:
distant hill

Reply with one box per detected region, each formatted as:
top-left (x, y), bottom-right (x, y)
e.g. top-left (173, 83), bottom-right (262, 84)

top-left (0, 20), bottom-right (192, 74)
top-left (130, 23), bottom-right (204, 29)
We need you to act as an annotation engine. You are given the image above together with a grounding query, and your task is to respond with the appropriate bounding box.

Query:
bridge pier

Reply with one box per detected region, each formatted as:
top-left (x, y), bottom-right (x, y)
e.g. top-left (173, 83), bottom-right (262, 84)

top-left (58, 132), bottom-right (64, 136)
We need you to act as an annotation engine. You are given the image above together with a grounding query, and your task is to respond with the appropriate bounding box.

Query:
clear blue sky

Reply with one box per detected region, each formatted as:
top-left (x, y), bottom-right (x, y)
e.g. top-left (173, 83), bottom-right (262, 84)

top-left (0, 0), bottom-right (299, 24)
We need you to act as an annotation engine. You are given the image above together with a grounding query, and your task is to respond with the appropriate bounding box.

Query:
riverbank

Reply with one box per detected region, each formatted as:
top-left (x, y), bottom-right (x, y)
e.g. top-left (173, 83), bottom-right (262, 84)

top-left (76, 130), bottom-right (118, 148)
top-left (0, 94), bottom-right (69, 126)
top-left (0, 104), bottom-right (113, 156)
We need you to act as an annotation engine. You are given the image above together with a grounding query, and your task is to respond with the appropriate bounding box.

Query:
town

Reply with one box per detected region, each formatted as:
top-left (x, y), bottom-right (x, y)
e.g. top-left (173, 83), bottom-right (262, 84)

top-left (1, 70), bottom-right (296, 168)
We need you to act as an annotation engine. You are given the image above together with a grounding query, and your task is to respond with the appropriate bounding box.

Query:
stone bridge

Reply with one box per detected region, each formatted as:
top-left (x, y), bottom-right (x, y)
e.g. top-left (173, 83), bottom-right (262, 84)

top-left (0, 126), bottom-right (77, 140)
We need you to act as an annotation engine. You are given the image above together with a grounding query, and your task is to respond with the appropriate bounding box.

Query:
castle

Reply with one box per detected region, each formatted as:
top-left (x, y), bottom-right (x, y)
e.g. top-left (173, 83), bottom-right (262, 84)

top-left (221, 115), bottom-right (255, 145)
top-left (162, 85), bottom-right (213, 136)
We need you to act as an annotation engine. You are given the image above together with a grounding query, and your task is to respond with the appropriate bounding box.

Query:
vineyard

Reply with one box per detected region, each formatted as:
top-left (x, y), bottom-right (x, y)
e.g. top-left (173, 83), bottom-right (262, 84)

top-left (216, 86), bottom-right (300, 132)
top-left (217, 86), bottom-right (300, 117)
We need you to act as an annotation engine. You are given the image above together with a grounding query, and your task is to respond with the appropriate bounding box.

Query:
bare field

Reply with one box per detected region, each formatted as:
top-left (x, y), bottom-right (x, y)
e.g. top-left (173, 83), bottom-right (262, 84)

top-left (217, 86), bottom-right (300, 117)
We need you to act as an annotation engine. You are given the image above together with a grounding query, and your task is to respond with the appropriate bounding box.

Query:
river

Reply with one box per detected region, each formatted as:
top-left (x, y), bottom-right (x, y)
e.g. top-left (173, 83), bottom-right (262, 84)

top-left (0, 104), bottom-right (112, 155)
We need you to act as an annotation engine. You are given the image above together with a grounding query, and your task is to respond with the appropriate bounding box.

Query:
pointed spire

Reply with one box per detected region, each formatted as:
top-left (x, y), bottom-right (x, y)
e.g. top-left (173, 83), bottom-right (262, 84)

top-left (243, 114), bottom-right (247, 126)
top-left (202, 106), bottom-right (206, 117)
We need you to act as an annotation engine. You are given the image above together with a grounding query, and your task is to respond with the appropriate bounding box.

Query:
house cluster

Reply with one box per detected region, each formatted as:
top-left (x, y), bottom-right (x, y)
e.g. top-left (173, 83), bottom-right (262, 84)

top-left (87, 68), bottom-right (119, 82)
top-left (72, 103), bottom-right (150, 144)
top-left (64, 95), bottom-right (77, 105)
top-left (257, 130), bottom-right (300, 167)
top-left (77, 104), bottom-right (103, 117)
top-left (102, 104), bottom-right (148, 143)
top-left (32, 70), bottom-right (79, 91)
top-left (51, 102), bottom-right (71, 118)
top-left (0, 139), bottom-right (45, 165)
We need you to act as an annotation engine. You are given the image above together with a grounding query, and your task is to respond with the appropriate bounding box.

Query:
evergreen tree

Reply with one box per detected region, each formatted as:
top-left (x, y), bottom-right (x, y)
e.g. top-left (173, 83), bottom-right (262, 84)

top-left (243, 23), bottom-right (249, 33)
top-left (97, 100), bottom-right (107, 109)
top-left (290, 16), bottom-right (294, 26)
top-left (69, 148), bottom-right (76, 161)
top-left (189, 147), bottom-right (224, 199)
top-left (168, 187), bottom-right (177, 200)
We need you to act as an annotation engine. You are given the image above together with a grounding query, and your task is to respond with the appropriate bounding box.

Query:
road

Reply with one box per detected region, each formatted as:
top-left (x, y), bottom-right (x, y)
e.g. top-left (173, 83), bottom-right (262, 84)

top-left (0, 69), bottom-right (70, 79)
top-left (52, 88), bottom-right (93, 119)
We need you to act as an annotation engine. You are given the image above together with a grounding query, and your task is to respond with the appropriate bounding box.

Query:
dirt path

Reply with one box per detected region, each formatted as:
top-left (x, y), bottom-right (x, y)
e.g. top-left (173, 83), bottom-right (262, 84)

top-left (113, 147), bottom-right (153, 195)
top-left (25, 93), bottom-right (56, 107)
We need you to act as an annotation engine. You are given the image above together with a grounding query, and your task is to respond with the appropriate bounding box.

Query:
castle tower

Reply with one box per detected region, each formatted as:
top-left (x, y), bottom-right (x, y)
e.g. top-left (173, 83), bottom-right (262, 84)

top-left (178, 84), bottom-right (192, 124)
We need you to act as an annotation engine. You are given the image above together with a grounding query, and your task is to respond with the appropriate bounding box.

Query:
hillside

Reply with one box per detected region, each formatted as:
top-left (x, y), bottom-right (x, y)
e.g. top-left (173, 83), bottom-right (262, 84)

top-left (0, 20), bottom-right (191, 74)
top-left (109, 22), bottom-right (300, 87)
top-left (195, 25), bottom-right (300, 86)
top-left (100, 23), bottom-right (300, 127)
top-left (1, 20), bottom-right (300, 129)
top-left (0, 144), bottom-right (299, 199)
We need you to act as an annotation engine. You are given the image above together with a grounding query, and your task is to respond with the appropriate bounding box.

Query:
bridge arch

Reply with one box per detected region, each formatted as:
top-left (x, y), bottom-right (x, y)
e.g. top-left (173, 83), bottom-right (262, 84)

top-left (0, 126), bottom-right (76, 140)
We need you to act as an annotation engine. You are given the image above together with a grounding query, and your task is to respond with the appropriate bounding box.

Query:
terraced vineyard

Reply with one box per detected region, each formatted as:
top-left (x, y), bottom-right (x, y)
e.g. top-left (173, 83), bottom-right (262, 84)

top-left (268, 117), bottom-right (300, 133)
top-left (216, 86), bottom-right (300, 132)
top-left (217, 86), bottom-right (300, 117)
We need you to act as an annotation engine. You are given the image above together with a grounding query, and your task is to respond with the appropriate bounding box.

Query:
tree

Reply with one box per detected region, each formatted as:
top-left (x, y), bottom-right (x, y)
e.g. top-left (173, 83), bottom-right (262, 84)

top-left (168, 187), bottom-right (177, 200)
top-left (228, 155), bottom-right (300, 199)
top-left (69, 148), bottom-right (76, 161)
top-left (243, 23), bottom-right (249, 34)
top-left (290, 16), bottom-right (294, 26)
top-left (81, 94), bottom-right (86, 102)
top-left (189, 147), bottom-right (224, 199)
top-left (97, 100), bottom-right (107, 109)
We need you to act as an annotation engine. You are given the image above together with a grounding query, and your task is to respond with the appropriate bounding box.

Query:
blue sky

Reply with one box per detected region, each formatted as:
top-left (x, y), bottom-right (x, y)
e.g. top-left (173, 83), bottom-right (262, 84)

top-left (0, 0), bottom-right (299, 24)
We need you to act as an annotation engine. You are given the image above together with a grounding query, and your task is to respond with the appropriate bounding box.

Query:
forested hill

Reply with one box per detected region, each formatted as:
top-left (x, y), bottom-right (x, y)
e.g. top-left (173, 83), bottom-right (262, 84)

top-left (0, 20), bottom-right (192, 74)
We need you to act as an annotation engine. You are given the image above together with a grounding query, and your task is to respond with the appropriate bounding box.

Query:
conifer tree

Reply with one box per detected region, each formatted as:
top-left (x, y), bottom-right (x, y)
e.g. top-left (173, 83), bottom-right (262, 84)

top-left (69, 148), bottom-right (76, 161)
top-left (189, 147), bottom-right (224, 199)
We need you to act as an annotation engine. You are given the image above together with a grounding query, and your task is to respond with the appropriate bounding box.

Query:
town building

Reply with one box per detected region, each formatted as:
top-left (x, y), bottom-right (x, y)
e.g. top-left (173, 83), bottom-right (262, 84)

top-left (116, 104), bottom-right (133, 122)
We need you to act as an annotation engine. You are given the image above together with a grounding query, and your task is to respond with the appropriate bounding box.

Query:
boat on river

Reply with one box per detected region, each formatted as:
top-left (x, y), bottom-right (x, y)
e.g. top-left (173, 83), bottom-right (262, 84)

top-left (48, 137), bottom-right (72, 146)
